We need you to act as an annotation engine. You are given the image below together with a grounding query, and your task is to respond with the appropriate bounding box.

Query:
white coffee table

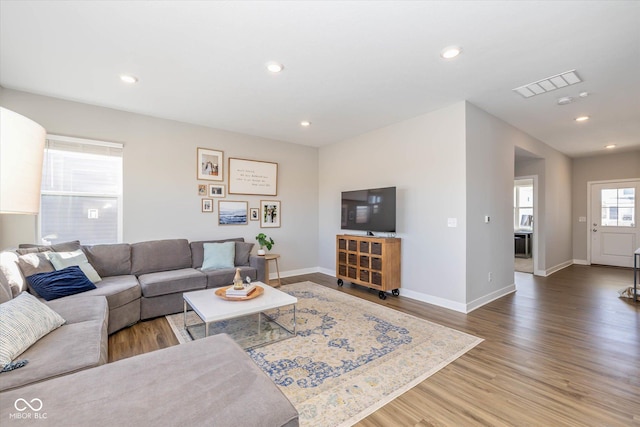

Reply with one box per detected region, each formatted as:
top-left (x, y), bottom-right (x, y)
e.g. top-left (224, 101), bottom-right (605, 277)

top-left (182, 282), bottom-right (297, 348)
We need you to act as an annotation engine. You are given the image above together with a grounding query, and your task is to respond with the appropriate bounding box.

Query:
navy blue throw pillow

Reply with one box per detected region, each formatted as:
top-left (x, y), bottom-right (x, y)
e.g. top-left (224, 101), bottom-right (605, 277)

top-left (26, 266), bottom-right (96, 301)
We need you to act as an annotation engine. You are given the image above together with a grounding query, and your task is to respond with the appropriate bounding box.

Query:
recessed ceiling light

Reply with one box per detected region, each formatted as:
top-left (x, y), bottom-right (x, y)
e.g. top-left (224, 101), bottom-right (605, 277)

top-left (605, 144), bottom-right (616, 149)
top-left (300, 121), bottom-right (311, 127)
top-left (119, 74), bottom-right (138, 84)
top-left (440, 46), bottom-right (462, 59)
top-left (575, 116), bottom-right (590, 122)
top-left (266, 62), bottom-right (284, 73)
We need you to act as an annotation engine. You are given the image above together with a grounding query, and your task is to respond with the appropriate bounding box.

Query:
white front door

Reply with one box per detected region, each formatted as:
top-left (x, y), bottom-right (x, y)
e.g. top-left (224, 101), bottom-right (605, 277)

top-left (590, 180), bottom-right (639, 267)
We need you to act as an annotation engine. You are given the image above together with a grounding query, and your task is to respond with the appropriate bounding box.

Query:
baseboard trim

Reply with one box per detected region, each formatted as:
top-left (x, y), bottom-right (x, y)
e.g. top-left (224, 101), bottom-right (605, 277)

top-left (317, 267), bottom-right (335, 277)
top-left (397, 289), bottom-right (468, 313)
top-left (543, 259), bottom-right (573, 276)
top-left (465, 284), bottom-right (516, 313)
top-left (276, 267), bottom-right (321, 280)
top-left (573, 259), bottom-right (589, 265)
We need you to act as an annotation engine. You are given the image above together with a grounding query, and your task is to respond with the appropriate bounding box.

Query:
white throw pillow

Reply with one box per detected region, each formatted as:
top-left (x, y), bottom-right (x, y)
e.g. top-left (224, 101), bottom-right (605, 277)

top-left (202, 242), bottom-right (235, 270)
top-left (0, 292), bottom-right (66, 369)
top-left (48, 250), bottom-right (102, 283)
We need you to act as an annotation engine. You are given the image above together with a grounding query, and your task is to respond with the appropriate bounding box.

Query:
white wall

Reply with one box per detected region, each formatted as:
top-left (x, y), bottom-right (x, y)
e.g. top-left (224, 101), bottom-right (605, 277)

top-left (464, 103), bottom-right (516, 307)
top-left (319, 101), bottom-right (574, 312)
top-left (319, 102), bottom-right (468, 311)
top-left (571, 151), bottom-right (640, 262)
top-left (0, 88), bottom-right (319, 274)
top-left (513, 130), bottom-right (573, 274)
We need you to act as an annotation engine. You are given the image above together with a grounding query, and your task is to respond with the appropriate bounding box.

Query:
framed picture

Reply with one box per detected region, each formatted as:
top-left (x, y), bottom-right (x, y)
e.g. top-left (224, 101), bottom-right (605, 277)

top-left (198, 184), bottom-right (207, 196)
top-left (250, 208), bottom-right (259, 221)
top-left (260, 200), bottom-right (281, 228)
top-left (218, 200), bottom-right (248, 225)
top-left (228, 157), bottom-right (277, 195)
top-left (201, 198), bottom-right (213, 212)
top-left (208, 184), bottom-right (225, 198)
top-left (197, 148), bottom-right (223, 181)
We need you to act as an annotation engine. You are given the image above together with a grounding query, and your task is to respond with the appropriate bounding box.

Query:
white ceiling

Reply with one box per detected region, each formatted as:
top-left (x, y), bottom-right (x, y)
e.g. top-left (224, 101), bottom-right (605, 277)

top-left (1, 1), bottom-right (639, 157)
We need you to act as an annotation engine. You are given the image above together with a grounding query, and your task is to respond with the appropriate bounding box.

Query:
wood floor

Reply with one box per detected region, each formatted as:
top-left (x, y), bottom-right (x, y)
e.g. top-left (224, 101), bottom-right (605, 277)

top-left (109, 266), bottom-right (640, 426)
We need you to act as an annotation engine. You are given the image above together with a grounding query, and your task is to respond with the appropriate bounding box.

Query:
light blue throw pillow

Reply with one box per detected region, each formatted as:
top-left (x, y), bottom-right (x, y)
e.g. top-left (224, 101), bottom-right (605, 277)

top-left (202, 242), bottom-right (235, 270)
top-left (48, 249), bottom-right (102, 283)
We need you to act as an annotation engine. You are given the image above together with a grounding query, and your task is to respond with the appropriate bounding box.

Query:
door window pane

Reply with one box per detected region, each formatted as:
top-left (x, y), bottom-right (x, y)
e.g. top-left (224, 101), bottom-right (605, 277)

top-left (601, 188), bottom-right (635, 227)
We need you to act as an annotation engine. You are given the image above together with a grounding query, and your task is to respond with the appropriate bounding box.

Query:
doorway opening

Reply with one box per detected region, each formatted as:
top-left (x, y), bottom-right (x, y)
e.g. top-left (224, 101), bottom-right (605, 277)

top-left (514, 178), bottom-right (534, 273)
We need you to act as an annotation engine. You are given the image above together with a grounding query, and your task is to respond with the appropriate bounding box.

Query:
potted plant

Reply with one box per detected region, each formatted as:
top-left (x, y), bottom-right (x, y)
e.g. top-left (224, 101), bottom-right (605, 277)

top-left (255, 233), bottom-right (274, 256)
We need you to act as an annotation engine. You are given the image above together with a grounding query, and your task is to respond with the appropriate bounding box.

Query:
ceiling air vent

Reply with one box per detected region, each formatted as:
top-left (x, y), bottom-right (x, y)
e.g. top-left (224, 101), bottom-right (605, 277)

top-left (513, 70), bottom-right (582, 98)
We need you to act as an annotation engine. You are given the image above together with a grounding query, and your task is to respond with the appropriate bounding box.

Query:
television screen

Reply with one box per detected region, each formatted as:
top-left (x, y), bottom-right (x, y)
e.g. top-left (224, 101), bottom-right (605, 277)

top-left (341, 186), bottom-right (396, 233)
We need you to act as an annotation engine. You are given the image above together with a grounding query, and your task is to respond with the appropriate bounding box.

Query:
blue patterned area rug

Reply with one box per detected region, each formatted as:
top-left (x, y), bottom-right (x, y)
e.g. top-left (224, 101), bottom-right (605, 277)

top-left (166, 281), bottom-right (483, 427)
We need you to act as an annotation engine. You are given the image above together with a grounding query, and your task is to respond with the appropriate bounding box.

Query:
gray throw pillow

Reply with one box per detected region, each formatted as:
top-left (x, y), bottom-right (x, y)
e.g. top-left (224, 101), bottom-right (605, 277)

top-left (235, 242), bottom-right (254, 266)
top-left (16, 240), bottom-right (81, 255)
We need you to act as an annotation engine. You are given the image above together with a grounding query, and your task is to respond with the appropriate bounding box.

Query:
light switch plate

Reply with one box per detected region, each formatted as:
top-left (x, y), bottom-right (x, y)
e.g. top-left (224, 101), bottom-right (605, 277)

top-left (447, 218), bottom-right (457, 228)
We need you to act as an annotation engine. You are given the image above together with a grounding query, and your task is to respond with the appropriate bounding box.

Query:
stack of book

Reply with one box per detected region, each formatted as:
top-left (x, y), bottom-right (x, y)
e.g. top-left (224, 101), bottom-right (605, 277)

top-left (225, 283), bottom-right (257, 298)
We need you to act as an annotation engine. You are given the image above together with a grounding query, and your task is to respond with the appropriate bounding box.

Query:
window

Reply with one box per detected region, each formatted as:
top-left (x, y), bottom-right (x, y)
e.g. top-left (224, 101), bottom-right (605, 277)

top-left (39, 135), bottom-right (123, 245)
top-left (514, 180), bottom-right (533, 230)
top-left (601, 188), bottom-right (635, 227)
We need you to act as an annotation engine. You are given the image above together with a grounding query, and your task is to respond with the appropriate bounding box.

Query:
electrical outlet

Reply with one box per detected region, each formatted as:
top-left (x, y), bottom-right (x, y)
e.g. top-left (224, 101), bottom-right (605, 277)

top-left (488, 272), bottom-right (492, 282)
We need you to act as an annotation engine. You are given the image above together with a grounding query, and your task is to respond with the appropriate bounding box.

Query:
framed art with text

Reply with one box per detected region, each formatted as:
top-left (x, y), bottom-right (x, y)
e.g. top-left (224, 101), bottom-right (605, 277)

top-left (228, 158), bottom-right (277, 195)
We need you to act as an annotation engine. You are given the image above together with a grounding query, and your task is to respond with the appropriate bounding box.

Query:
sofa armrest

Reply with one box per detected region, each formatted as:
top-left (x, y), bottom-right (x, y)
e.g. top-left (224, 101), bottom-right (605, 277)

top-left (250, 255), bottom-right (266, 282)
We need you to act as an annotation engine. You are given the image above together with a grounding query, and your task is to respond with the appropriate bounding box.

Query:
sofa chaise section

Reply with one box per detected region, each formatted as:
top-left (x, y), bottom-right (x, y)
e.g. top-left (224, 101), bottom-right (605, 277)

top-left (0, 333), bottom-right (299, 427)
top-left (0, 295), bottom-right (108, 392)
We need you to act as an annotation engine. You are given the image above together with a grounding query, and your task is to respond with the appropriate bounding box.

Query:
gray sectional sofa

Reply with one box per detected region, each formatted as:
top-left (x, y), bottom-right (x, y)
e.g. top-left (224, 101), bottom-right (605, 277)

top-left (1, 237), bottom-right (266, 334)
top-left (0, 237), bottom-right (298, 426)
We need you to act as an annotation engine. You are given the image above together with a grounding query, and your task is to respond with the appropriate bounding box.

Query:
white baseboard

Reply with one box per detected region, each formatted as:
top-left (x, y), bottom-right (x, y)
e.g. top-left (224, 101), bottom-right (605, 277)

top-left (274, 267), bottom-right (321, 280)
top-left (289, 267), bottom-right (514, 314)
top-left (395, 288), bottom-right (468, 313)
top-left (465, 284), bottom-right (516, 313)
top-left (317, 267), bottom-right (335, 277)
top-left (573, 259), bottom-right (589, 265)
top-left (543, 259), bottom-right (573, 276)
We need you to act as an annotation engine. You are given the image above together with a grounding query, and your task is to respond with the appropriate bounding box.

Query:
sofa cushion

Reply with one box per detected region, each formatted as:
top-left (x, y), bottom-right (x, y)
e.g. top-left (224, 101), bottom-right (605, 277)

top-left (16, 252), bottom-right (54, 277)
top-left (202, 242), bottom-right (235, 270)
top-left (131, 239), bottom-right (192, 276)
top-left (26, 266), bottom-right (97, 301)
top-left (190, 238), bottom-right (244, 268)
top-left (83, 243), bottom-right (132, 277)
top-left (0, 251), bottom-right (26, 297)
top-left (0, 296), bottom-right (108, 392)
top-left (63, 275), bottom-right (141, 310)
top-left (0, 273), bottom-right (12, 304)
top-left (48, 249), bottom-right (102, 283)
top-left (202, 266), bottom-right (257, 288)
top-left (235, 242), bottom-right (254, 266)
top-left (138, 268), bottom-right (206, 298)
top-left (0, 292), bottom-right (66, 369)
top-left (0, 334), bottom-right (299, 426)
top-left (16, 240), bottom-right (81, 255)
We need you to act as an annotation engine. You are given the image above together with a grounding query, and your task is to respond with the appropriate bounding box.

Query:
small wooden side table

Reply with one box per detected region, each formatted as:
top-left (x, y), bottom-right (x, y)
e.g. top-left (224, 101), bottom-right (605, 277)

top-left (263, 253), bottom-right (281, 287)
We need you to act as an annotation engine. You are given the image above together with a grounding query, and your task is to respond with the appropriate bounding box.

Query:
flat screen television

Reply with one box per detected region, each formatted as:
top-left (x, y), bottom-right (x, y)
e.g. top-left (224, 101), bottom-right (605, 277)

top-left (341, 186), bottom-right (396, 233)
